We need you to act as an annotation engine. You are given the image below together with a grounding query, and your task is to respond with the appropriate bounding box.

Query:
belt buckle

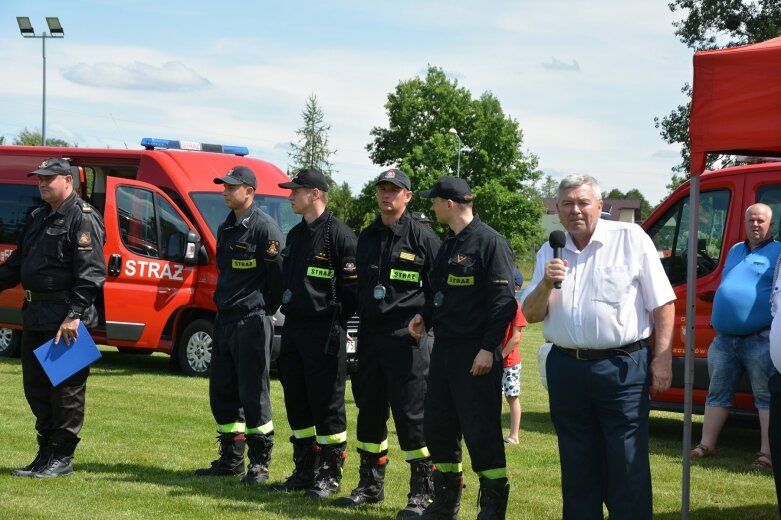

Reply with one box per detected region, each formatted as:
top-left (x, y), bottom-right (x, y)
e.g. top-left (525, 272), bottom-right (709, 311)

top-left (576, 348), bottom-right (584, 360)
top-left (25, 290), bottom-right (32, 302)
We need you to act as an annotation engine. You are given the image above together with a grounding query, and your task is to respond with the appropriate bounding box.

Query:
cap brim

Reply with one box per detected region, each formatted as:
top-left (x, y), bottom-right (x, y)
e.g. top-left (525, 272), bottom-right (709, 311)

top-left (419, 188), bottom-right (435, 198)
top-left (214, 176), bottom-right (243, 185)
top-left (27, 169), bottom-right (65, 177)
top-left (375, 178), bottom-right (410, 190)
top-left (278, 181), bottom-right (305, 189)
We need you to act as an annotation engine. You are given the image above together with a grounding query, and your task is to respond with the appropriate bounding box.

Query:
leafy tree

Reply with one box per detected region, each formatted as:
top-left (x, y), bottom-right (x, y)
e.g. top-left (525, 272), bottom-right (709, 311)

top-left (365, 66), bottom-right (544, 254)
top-left (0, 136), bottom-right (5, 145)
top-left (535, 174), bottom-right (560, 198)
top-left (287, 94), bottom-right (352, 220)
top-left (13, 127), bottom-right (74, 147)
top-left (603, 188), bottom-right (653, 221)
top-left (656, 0), bottom-right (781, 190)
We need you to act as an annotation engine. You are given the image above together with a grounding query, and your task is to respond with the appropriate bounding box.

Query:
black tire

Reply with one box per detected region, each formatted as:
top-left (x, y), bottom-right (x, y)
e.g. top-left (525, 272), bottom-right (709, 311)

top-left (177, 318), bottom-right (213, 377)
top-left (0, 328), bottom-right (21, 358)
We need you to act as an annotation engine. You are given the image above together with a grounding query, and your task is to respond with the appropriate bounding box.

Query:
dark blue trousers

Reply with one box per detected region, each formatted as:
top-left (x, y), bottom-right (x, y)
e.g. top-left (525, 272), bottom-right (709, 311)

top-left (768, 371), bottom-right (781, 517)
top-left (547, 345), bottom-right (652, 520)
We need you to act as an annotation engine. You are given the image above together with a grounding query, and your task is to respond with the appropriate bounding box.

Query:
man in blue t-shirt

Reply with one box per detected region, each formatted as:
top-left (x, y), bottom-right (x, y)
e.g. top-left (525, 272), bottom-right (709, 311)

top-left (691, 203), bottom-right (781, 469)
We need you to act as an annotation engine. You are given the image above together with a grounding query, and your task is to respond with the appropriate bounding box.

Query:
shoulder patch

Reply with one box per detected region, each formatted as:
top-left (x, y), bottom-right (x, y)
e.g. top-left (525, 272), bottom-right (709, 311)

top-left (400, 251), bottom-right (416, 262)
top-left (31, 207), bottom-right (45, 217)
top-left (78, 232), bottom-right (92, 246)
top-left (266, 240), bottom-right (280, 257)
top-left (79, 202), bottom-right (93, 213)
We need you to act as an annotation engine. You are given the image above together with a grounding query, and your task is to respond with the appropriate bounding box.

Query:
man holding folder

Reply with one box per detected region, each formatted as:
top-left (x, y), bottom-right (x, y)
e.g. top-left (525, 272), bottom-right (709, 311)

top-left (0, 158), bottom-right (106, 478)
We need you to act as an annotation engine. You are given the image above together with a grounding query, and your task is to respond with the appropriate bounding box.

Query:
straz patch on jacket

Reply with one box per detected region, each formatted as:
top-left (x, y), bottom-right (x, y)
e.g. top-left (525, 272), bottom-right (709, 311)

top-left (266, 240), bottom-right (280, 257)
top-left (232, 259), bottom-right (257, 269)
top-left (447, 274), bottom-right (474, 286)
top-left (77, 232), bottom-right (92, 246)
top-left (390, 269), bottom-right (420, 283)
top-left (307, 266), bottom-right (334, 279)
top-left (399, 251), bottom-right (416, 262)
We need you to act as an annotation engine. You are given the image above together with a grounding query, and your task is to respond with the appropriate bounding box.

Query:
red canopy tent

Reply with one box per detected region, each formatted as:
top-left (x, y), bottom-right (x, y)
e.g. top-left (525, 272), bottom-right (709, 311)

top-left (682, 36), bottom-right (781, 518)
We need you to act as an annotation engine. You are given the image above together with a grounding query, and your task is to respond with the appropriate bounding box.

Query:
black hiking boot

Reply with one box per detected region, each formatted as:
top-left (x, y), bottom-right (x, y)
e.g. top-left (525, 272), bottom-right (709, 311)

top-left (241, 434), bottom-right (273, 485)
top-left (194, 433), bottom-right (245, 477)
top-left (397, 458), bottom-right (434, 518)
top-left (269, 436), bottom-right (318, 492)
top-left (334, 454), bottom-right (386, 507)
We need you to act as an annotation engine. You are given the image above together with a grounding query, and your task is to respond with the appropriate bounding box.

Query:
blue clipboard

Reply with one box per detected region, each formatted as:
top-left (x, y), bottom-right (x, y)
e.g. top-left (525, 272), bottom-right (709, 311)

top-left (33, 322), bottom-right (102, 386)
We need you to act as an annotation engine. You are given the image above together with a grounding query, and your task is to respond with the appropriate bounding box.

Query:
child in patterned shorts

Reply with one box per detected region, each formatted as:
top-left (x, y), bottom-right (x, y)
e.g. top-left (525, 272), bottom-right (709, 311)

top-left (503, 269), bottom-right (528, 444)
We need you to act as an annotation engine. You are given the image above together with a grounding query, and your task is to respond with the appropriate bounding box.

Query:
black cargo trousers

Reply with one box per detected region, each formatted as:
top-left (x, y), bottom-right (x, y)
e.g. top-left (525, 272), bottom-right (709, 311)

top-left (21, 329), bottom-right (89, 443)
top-left (209, 311), bottom-right (274, 433)
top-left (352, 330), bottom-right (429, 459)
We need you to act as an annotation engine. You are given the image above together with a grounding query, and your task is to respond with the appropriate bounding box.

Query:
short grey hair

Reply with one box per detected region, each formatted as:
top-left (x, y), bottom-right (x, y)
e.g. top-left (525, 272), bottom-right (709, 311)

top-left (557, 174), bottom-right (602, 202)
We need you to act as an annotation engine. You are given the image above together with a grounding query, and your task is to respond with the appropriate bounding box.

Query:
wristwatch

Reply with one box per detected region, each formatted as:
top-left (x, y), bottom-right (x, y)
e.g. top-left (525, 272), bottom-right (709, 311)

top-left (67, 309), bottom-right (82, 319)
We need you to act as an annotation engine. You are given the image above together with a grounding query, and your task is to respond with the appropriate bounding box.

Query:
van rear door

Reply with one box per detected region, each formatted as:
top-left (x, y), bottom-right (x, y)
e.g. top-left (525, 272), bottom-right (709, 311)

top-left (103, 177), bottom-right (200, 351)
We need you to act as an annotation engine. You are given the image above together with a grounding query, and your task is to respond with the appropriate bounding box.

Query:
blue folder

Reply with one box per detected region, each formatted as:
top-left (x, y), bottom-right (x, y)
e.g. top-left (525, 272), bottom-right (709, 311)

top-left (33, 322), bottom-right (102, 386)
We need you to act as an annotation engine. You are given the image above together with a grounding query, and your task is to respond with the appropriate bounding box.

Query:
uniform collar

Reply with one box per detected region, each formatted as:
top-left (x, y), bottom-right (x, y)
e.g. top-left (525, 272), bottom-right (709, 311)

top-left (305, 209), bottom-right (331, 233)
top-left (49, 191), bottom-right (78, 216)
top-left (446, 215), bottom-right (480, 243)
top-left (227, 205), bottom-right (257, 229)
top-left (370, 210), bottom-right (410, 236)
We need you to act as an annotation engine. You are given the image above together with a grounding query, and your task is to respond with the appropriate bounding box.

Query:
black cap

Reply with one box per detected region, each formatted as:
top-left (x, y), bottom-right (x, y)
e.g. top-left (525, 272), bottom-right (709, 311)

top-left (411, 211), bottom-right (431, 224)
top-left (27, 158), bottom-right (72, 177)
top-left (419, 176), bottom-right (473, 203)
top-left (375, 168), bottom-right (411, 190)
top-left (213, 166), bottom-right (257, 189)
top-left (513, 268), bottom-right (524, 287)
top-left (278, 168), bottom-right (329, 192)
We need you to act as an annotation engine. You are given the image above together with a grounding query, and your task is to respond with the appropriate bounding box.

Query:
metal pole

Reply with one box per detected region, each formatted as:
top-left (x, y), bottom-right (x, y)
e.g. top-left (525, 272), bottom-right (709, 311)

top-left (41, 32), bottom-right (47, 146)
top-left (456, 136), bottom-right (461, 177)
top-left (681, 173), bottom-right (700, 519)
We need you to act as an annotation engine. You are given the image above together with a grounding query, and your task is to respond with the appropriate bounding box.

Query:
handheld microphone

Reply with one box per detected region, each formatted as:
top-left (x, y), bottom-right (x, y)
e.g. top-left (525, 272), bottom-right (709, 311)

top-left (548, 230), bottom-right (566, 289)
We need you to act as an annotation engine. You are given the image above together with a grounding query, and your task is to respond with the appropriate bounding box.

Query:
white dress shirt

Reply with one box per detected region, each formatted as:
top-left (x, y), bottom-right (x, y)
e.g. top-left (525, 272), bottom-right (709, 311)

top-left (527, 219), bottom-right (676, 349)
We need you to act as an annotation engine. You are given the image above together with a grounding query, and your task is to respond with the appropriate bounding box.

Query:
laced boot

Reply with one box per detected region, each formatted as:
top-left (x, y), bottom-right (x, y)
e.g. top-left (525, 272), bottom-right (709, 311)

top-left (420, 471), bottom-right (463, 519)
top-left (397, 458), bottom-right (434, 518)
top-left (304, 444), bottom-right (346, 499)
top-left (476, 477), bottom-right (510, 520)
top-left (269, 436), bottom-right (318, 491)
top-left (194, 433), bottom-right (246, 477)
top-left (32, 438), bottom-right (79, 478)
top-left (334, 454), bottom-right (387, 507)
top-left (241, 434), bottom-right (273, 485)
top-left (11, 434), bottom-right (53, 477)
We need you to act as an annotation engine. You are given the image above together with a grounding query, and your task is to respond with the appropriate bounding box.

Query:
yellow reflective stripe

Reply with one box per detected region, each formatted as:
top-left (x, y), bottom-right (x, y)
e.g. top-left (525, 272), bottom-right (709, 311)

top-left (357, 438), bottom-right (389, 454)
top-left (447, 274), bottom-right (474, 286)
top-left (307, 266), bottom-right (334, 279)
top-left (232, 258), bottom-right (256, 269)
top-left (403, 446), bottom-right (430, 461)
top-left (478, 467), bottom-right (507, 479)
top-left (246, 421), bottom-right (274, 435)
top-left (216, 422), bottom-right (246, 434)
top-left (292, 426), bottom-right (316, 439)
top-left (317, 431), bottom-right (347, 445)
top-left (389, 269), bottom-right (420, 283)
top-left (435, 462), bottom-right (462, 473)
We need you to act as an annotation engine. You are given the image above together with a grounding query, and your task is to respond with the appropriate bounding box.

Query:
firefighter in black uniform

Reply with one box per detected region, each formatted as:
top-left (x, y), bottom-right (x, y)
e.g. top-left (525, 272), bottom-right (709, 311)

top-left (409, 176), bottom-right (516, 518)
top-left (335, 168), bottom-right (440, 517)
top-left (194, 166), bottom-right (284, 485)
top-left (0, 158), bottom-right (106, 478)
top-left (271, 168), bottom-right (358, 499)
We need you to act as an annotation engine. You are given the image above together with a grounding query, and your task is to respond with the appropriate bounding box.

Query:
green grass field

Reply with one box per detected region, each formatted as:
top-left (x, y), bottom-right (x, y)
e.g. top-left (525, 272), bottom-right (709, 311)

top-left (0, 323), bottom-right (777, 519)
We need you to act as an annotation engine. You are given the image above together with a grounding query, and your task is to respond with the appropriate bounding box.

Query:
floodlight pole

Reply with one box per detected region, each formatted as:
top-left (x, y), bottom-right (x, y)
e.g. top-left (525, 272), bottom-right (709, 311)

top-left (448, 128), bottom-right (462, 177)
top-left (17, 17), bottom-right (64, 146)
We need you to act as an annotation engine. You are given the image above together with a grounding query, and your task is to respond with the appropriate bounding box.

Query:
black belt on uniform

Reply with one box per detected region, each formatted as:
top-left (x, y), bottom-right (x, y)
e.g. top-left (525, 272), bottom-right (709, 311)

top-left (24, 290), bottom-right (70, 302)
top-left (554, 340), bottom-right (646, 361)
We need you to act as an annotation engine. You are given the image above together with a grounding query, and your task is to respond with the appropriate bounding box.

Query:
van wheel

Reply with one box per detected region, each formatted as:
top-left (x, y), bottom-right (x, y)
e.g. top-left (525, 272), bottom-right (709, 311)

top-left (178, 319), bottom-right (213, 377)
top-left (0, 328), bottom-right (21, 357)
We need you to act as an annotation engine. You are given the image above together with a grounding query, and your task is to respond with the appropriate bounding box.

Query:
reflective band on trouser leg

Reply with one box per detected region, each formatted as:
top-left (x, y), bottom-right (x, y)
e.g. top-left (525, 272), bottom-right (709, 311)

top-left (246, 421), bottom-right (274, 435)
top-left (403, 446), bottom-right (430, 461)
top-left (356, 438), bottom-right (389, 454)
top-left (292, 426), bottom-right (316, 439)
top-left (317, 431), bottom-right (348, 445)
top-left (435, 462), bottom-right (462, 473)
top-left (478, 467), bottom-right (507, 479)
top-left (216, 422), bottom-right (246, 434)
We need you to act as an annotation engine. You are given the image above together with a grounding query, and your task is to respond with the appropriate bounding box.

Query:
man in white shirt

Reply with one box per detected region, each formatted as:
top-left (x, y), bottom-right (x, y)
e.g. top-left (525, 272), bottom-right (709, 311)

top-left (523, 174), bottom-right (675, 520)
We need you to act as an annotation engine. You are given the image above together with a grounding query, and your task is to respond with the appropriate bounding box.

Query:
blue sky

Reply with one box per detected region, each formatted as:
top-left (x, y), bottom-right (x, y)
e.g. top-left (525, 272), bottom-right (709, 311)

top-left (2, 0), bottom-right (693, 204)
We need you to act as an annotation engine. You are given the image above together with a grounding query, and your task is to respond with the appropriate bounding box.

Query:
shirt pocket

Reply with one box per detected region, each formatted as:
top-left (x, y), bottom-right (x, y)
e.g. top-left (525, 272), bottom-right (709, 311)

top-left (593, 265), bottom-right (632, 304)
top-left (390, 251), bottom-right (424, 285)
top-left (230, 244), bottom-right (257, 269)
top-left (43, 226), bottom-right (69, 261)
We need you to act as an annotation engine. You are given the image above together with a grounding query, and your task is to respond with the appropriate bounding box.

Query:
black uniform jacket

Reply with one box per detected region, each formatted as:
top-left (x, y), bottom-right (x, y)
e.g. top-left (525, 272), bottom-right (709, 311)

top-left (356, 211), bottom-right (441, 334)
top-left (0, 191), bottom-right (106, 331)
top-left (422, 216), bottom-right (516, 352)
top-left (280, 210), bottom-right (358, 324)
top-left (213, 205), bottom-right (285, 317)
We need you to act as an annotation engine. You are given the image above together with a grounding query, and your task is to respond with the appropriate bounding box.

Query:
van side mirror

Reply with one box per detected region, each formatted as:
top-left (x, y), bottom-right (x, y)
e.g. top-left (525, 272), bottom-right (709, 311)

top-left (184, 230), bottom-right (201, 265)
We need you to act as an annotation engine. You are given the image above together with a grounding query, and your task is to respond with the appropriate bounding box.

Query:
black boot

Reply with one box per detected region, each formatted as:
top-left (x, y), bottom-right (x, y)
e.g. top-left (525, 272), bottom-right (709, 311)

top-left (194, 433), bottom-right (245, 477)
top-left (269, 436), bottom-right (319, 491)
top-left (476, 477), bottom-right (510, 520)
top-left (241, 434), bottom-right (273, 485)
top-left (11, 435), bottom-right (53, 477)
top-left (397, 458), bottom-right (434, 518)
top-left (334, 454), bottom-right (387, 507)
top-left (32, 438), bottom-right (79, 478)
top-left (420, 471), bottom-right (463, 519)
top-left (304, 444), bottom-right (346, 499)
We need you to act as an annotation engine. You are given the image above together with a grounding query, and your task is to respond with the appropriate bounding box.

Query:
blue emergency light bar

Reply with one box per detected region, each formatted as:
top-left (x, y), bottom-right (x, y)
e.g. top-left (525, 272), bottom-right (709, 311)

top-left (140, 137), bottom-right (249, 156)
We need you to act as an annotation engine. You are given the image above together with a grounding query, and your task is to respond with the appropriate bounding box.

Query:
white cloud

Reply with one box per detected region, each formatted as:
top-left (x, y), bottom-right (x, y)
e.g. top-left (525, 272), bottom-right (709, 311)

top-left (63, 61), bottom-right (210, 91)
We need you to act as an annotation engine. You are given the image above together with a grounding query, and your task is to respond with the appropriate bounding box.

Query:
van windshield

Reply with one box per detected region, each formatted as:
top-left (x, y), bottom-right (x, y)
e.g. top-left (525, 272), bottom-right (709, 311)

top-left (190, 193), bottom-right (300, 238)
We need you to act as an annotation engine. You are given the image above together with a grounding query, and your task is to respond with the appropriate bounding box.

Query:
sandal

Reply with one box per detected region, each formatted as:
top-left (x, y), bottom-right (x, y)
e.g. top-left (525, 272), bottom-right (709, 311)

top-left (752, 452), bottom-right (772, 469)
top-left (689, 444), bottom-right (716, 458)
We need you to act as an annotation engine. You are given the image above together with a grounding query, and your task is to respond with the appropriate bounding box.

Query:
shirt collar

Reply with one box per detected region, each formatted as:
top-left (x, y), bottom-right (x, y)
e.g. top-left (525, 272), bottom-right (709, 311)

top-left (566, 219), bottom-right (608, 252)
top-left (371, 210), bottom-right (410, 236)
top-left (50, 191), bottom-right (78, 216)
top-left (745, 237), bottom-right (775, 251)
